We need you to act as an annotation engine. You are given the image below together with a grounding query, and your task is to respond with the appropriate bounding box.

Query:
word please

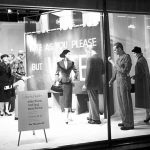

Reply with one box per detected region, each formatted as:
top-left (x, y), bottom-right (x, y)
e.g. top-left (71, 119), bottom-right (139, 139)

top-left (71, 37), bottom-right (97, 48)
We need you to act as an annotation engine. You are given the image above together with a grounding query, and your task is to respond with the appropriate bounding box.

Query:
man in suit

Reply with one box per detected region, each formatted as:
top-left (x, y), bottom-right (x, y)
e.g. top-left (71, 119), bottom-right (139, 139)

top-left (109, 42), bottom-right (134, 130)
top-left (82, 45), bottom-right (104, 124)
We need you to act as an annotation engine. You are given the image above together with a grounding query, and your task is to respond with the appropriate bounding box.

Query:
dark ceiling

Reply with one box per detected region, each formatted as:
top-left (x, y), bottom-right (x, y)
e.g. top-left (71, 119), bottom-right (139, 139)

top-left (0, 8), bottom-right (51, 22)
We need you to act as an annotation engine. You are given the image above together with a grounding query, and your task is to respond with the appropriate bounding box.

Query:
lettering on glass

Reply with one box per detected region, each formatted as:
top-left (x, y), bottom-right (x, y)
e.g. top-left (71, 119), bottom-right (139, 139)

top-left (79, 55), bottom-right (87, 81)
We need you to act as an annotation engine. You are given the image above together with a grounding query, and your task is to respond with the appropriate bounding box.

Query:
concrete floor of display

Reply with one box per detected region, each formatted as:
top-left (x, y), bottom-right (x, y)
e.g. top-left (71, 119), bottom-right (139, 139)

top-left (0, 103), bottom-right (150, 150)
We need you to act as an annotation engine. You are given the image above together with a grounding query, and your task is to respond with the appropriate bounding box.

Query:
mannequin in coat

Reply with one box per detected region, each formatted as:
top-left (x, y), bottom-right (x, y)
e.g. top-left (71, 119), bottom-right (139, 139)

top-left (55, 49), bottom-right (78, 124)
top-left (131, 46), bottom-right (150, 123)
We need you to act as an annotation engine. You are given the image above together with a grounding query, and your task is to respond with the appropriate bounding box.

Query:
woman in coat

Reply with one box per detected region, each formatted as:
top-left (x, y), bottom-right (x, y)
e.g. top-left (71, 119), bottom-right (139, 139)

top-left (0, 54), bottom-right (14, 116)
top-left (131, 46), bottom-right (150, 123)
top-left (55, 49), bottom-right (78, 124)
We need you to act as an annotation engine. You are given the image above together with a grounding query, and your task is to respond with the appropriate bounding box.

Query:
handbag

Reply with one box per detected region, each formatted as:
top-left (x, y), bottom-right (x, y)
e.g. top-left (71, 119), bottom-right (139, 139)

top-left (51, 82), bottom-right (63, 93)
top-left (130, 83), bottom-right (135, 93)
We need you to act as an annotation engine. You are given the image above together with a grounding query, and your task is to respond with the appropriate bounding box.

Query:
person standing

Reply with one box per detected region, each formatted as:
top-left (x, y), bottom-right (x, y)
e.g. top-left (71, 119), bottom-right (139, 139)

top-left (8, 53), bottom-right (16, 113)
top-left (55, 49), bottom-right (78, 124)
top-left (108, 42), bottom-right (134, 130)
top-left (11, 50), bottom-right (26, 120)
top-left (131, 46), bottom-right (150, 123)
top-left (82, 45), bottom-right (104, 124)
top-left (0, 54), bottom-right (14, 116)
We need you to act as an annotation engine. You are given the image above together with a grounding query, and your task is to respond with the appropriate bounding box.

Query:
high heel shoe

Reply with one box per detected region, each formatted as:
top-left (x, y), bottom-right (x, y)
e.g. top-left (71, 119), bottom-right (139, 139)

top-left (144, 116), bottom-right (150, 123)
top-left (65, 121), bottom-right (68, 124)
top-left (5, 112), bottom-right (12, 116)
top-left (0, 111), bottom-right (5, 116)
top-left (0, 113), bottom-right (5, 116)
top-left (65, 118), bottom-right (69, 124)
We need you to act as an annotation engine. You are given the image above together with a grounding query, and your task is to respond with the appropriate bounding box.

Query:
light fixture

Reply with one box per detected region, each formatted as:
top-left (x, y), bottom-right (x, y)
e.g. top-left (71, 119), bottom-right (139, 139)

top-left (82, 12), bottom-right (100, 27)
top-left (128, 24), bottom-right (136, 29)
top-left (7, 9), bottom-right (12, 14)
top-left (117, 15), bottom-right (126, 18)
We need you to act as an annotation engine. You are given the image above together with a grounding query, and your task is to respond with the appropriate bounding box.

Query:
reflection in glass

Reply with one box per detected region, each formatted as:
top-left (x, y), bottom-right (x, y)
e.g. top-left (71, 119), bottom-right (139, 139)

top-left (109, 13), bottom-right (150, 139)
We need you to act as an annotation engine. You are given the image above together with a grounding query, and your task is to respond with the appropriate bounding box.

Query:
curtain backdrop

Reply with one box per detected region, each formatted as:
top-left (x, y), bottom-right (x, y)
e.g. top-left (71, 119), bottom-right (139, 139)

top-left (25, 25), bottom-right (102, 92)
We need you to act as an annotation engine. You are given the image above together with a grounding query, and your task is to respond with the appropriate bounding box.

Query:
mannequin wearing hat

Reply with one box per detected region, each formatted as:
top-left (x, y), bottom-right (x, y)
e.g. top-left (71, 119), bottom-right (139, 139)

top-left (131, 46), bottom-right (150, 123)
top-left (55, 49), bottom-right (78, 124)
top-left (0, 54), bottom-right (14, 116)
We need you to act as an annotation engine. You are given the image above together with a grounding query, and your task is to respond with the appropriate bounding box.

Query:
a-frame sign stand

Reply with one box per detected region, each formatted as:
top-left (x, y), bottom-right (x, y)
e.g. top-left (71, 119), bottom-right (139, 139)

top-left (17, 90), bottom-right (49, 146)
top-left (18, 129), bottom-right (48, 146)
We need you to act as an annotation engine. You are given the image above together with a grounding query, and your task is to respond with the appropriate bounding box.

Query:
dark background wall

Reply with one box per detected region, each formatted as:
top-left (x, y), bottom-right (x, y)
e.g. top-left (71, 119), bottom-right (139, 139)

top-left (107, 0), bottom-right (150, 13)
top-left (0, 0), bottom-right (102, 10)
top-left (1, 0), bottom-right (150, 13)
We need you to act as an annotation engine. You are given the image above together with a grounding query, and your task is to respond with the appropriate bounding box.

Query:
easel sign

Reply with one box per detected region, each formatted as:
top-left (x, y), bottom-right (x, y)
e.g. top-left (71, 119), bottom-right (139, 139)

top-left (17, 90), bottom-right (49, 146)
top-left (18, 90), bottom-right (49, 131)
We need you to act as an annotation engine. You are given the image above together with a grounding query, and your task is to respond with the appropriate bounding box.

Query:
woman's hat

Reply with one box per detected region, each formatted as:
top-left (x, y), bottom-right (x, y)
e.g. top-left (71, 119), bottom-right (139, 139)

top-left (132, 46), bottom-right (141, 53)
top-left (60, 49), bottom-right (70, 58)
top-left (1, 54), bottom-right (9, 59)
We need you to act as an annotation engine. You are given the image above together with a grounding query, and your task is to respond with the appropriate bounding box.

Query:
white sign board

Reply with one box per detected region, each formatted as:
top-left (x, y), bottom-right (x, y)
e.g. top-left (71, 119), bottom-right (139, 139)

top-left (18, 90), bottom-right (49, 131)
